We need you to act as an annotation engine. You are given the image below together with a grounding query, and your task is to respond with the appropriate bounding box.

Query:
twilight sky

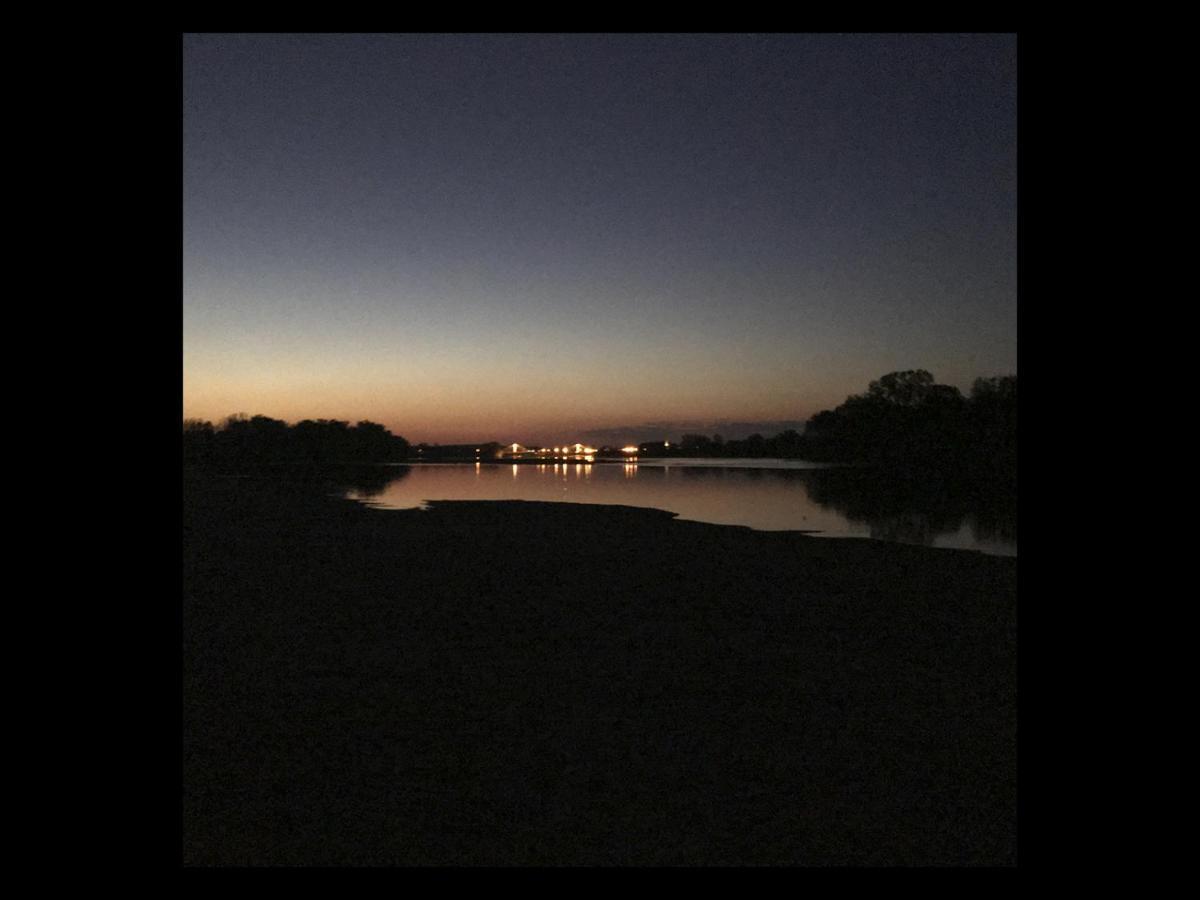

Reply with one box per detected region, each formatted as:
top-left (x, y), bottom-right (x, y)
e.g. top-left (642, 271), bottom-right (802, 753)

top-left (183, 33), bottom-right (1016, 446)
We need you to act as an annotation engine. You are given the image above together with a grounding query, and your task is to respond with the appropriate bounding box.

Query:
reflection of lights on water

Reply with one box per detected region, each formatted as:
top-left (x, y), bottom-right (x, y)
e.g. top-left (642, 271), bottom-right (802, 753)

top-left (475, 462), bottom-right (481, 475)
top-left (512, 464), bottom-right (518, 478)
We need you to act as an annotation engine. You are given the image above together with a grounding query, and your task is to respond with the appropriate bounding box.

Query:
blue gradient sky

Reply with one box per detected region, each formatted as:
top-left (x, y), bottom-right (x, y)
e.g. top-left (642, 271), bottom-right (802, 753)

top-left (184, 33), bottom-right (1016, 445)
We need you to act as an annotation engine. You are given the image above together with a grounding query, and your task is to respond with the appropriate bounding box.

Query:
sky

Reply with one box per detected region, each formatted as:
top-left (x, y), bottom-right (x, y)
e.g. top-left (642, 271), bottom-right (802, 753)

top-left (183, 33), bottom-right (1016, 446)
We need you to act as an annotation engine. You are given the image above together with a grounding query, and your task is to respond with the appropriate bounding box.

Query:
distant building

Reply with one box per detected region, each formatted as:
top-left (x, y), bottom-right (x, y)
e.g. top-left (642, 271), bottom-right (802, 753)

top-left (499, 442), bottom-right (598, 461)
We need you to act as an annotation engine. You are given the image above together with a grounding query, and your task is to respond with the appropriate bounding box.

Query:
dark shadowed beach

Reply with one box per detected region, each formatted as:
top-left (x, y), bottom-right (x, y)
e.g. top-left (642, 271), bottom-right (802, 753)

top-left (183, 470), bottom-right (1016, 866)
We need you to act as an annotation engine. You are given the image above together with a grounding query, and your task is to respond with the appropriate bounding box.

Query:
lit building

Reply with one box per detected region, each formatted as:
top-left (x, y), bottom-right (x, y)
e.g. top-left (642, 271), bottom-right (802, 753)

top-left (499, 442), bottom-right (598, 461)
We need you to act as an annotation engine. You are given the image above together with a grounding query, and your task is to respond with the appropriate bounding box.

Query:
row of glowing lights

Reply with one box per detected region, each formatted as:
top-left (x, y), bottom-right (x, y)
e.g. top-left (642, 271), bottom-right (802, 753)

top-left (468, 442), bottom-right (665, 460)
top-left (507, 443), bottom-right (663, 454)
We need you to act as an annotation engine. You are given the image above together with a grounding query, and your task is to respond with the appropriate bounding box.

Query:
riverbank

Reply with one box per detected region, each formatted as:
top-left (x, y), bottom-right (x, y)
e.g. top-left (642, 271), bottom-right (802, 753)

top-left (183, 471), bottom-right (1017, 866)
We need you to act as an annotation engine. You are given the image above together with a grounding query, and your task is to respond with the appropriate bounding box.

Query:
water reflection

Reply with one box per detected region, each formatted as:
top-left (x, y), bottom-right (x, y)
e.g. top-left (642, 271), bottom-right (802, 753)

top-left (339, 461), bottom-right (1015, 556)
top-left (327, 463), bottom-right (413, 498)
top-left (803, 467), bottom-right (1017, 551)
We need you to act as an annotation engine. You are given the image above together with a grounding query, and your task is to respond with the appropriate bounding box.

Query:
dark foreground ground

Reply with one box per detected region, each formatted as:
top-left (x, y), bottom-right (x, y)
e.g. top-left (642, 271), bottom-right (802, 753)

top-left (183, 471), bottom-right (1016, 866)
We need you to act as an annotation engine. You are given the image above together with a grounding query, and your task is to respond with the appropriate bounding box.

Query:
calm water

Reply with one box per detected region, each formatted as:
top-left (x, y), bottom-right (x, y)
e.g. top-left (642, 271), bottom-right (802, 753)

top-left (340, 459), bottom-right (1017, 557)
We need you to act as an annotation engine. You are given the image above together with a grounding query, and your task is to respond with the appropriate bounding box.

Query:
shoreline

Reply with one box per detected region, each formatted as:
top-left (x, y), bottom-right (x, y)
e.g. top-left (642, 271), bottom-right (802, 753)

top-left (184, 472), bottom-right (1016, 866)
top-left (338, 461), bottom-right (1016, 558)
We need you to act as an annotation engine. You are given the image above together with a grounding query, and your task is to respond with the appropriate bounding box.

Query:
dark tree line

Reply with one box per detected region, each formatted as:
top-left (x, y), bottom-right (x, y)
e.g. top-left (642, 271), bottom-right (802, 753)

top-left (640, 370), bottom-right (1016, 478)
top-left (183, 414), bottom-right (410, 466)
top-left (411, 442), bottom-right (505, 460)
top-left (639, 430), bottom-right (808, 459)
top-left (183, 370), bottom-right (1015, 476)
top-left (799, 370), bottom-right (1016, 477)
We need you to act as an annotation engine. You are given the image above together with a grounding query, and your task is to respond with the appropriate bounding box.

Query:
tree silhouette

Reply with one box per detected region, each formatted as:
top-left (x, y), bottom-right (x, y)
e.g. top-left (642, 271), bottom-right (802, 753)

top-left (184, 415), bottom-right (410, 467)
top-left (798, 370), bottom-right (1015, 474)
